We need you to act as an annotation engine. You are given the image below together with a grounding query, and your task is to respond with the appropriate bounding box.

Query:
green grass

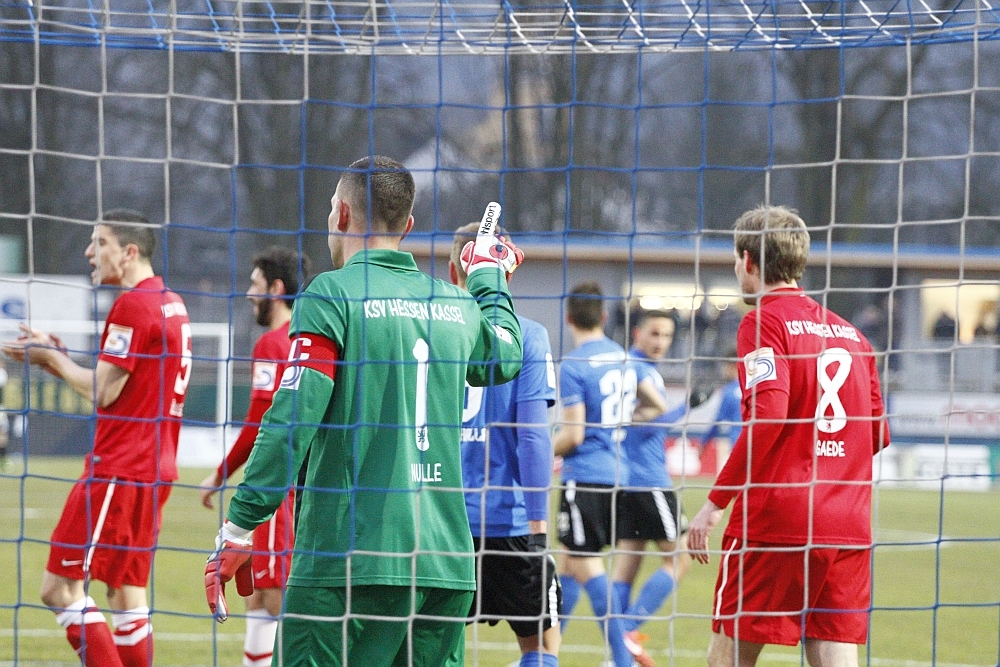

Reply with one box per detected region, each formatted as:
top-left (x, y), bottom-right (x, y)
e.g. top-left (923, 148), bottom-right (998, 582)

top-left (2, 458), bottom-right (999, 666)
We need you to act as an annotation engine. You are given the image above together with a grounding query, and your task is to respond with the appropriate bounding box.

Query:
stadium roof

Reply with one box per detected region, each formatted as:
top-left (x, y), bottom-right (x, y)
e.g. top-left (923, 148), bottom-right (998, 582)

top-left (403, 234), bottom-right (1000, 272)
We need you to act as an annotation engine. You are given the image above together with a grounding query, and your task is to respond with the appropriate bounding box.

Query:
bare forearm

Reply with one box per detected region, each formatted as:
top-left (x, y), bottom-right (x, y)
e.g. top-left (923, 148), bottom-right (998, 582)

top-left (554, 404), bottom-right (585, 457)
top-left (636, 378), bottom-right (668, 419)
top-left (632, 405), bottom-right (662, 423)
top-left (528, 520), bottom-right (547, 535)
top-left (552, 428), bottom-right (582, 457)
top-left (46, 353), bottom-right (97, 401)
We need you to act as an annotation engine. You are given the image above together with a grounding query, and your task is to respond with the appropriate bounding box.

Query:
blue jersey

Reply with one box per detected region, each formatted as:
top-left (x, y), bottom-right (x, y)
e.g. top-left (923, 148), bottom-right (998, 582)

top-left (621, 348), bottom-right (685, 489)
top-left (703, 378), bottom-right (743, 445)
top-left (559, 337), bottom-right (636, 486)
top-left (461, 317), bottom-right (557, 538)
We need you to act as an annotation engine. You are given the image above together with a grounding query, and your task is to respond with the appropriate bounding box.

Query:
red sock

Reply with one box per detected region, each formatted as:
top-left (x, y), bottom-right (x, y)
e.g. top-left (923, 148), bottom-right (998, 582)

top-left (113, 607), bottom-right (153, 667)
top-left (56, 598), bottom-right (125, 667)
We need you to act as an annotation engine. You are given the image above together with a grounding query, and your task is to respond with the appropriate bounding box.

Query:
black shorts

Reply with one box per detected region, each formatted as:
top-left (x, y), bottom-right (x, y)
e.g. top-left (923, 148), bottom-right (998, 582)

top-left (557, 482), bottom-right (615, 554)
top-left (469, 535), bottom-right (562, 638)
top-left (616, 488), bottom-right (687, 542)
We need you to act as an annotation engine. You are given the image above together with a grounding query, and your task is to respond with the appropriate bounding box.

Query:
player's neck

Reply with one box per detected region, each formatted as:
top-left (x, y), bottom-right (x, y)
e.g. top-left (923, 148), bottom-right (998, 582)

top-left (762, 279), bottom-right (798, 294)
top-left (268, 306), bottom-right (292, 332)
top-left (342, 233), bottom-right (402, 264)
top-left (119, 263), bottom-right (155, 289)
top-left (633, 346), bottom-right (657, 360)
top-left (571, 326), bottom-right (606, 347)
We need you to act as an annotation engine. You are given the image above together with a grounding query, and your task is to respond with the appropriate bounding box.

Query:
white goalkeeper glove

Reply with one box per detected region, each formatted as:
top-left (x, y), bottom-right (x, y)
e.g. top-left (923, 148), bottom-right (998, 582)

top-left (460, 202), bottom-right (524, 279)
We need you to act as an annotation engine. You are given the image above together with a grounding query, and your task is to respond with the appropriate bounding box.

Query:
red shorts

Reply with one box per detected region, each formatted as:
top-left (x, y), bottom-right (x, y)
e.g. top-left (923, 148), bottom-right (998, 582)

top-left (47, 477), bottom-right (171, 589)
top-left (251, 491), bottom-right (295, 589)
top-left (712, 536), bottom-right (871, 646)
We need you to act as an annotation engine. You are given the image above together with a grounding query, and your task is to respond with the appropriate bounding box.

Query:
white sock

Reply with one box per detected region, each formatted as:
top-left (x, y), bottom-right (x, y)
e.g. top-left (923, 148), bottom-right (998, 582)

top-left (243, 608), bottom-right (278, 667)
top-left (55, 596), bottom-right (104, 628)
top-left (112, 606), bottom-right (151, 646)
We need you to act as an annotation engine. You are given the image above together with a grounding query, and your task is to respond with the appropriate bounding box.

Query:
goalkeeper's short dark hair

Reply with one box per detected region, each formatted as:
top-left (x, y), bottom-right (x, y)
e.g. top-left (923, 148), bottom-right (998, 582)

top-left (253, 246), bottom-right (311, 305)
top-left (340, 156), bottom-right (415, 235)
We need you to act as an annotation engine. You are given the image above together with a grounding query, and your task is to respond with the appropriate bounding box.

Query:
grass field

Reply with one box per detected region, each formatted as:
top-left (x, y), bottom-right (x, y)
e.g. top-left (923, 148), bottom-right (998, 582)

top-left (2, 458), bottom-right (999, 667)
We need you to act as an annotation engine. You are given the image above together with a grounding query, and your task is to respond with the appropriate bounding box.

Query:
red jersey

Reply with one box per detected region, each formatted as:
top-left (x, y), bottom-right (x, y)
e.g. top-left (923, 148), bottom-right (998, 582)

top-left (89, 276), bottom-right (191, 483)
top-left (708, 288), bottom-right (889, 546)
top-left (218, 321), bottom-right (290, 478)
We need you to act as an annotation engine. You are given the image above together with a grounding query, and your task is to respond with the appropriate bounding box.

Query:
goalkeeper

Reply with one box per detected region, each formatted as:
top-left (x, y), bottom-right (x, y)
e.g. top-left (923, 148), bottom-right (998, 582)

top-left (203, 155), bottom-right (524, 667)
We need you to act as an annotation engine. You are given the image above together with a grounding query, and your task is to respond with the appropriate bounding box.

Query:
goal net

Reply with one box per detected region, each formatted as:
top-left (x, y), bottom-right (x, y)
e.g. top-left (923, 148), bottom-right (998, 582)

top-left (2, 2), bottom-right (999, 666)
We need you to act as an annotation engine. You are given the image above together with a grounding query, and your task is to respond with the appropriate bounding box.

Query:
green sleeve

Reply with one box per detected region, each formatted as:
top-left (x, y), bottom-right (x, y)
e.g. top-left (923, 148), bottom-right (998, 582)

top-left (465, 267), bottom-right (523, 387)
top-left (289, 284), bottom-right (345, 349)
top-left (226, 368), bottom-right (334, 530)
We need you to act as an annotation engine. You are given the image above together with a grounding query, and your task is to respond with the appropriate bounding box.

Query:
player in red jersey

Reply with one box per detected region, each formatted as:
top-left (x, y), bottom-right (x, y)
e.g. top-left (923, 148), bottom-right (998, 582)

top-left (687, 206), bottom-right (890, 667)
top-left (199, 246), bottom-right (310, 667)
top-left (2, 210), bottom-right (191, 667)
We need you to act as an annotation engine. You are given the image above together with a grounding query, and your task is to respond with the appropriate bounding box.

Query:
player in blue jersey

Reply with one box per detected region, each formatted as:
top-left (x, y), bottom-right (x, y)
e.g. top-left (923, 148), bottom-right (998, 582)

top-left (450, 223), bottom-right (562, 667)
top-left (701, 345), bottom-right (742, 469)
top-left (611, 309), bottom-right (692, 657)
top-left (554, 282), bottom-right (667, 667)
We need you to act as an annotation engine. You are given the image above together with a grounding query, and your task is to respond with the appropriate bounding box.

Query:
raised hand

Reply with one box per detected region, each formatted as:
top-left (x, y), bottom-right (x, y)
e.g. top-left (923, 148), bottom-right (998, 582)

top-left (461, 235), bottom-right (524, 279)
top-left (460, 202), bottom-right (525, 280)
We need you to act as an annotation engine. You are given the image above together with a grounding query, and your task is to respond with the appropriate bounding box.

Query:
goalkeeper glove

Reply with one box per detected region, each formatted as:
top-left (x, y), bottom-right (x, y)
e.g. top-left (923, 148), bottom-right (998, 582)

top-left (204, 521), bottom-right (254, 623)
top-left (461, 234), bottom-right (524, 280)
top-left (689, 388), bottom-right (711, 409)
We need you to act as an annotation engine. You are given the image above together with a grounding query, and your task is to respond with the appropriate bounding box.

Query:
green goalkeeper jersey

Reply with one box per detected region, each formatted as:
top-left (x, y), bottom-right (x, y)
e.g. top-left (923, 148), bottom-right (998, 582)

top-left (227, 249), bottom-right (522, 591)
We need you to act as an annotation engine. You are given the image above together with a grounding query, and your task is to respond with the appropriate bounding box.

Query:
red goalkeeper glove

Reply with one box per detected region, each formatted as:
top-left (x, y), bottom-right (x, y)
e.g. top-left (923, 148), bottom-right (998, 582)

top-left (204, 521), bottom-right (254, 623)
top-left (461, 235), bottom-right (524, 280)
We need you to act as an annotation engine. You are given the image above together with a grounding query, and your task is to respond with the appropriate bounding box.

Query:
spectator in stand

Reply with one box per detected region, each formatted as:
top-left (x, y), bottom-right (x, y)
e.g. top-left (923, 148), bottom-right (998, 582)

top-left (0, 357), bottom-right (9, 471)
top-left (932, 311), bottom-right (957, 341)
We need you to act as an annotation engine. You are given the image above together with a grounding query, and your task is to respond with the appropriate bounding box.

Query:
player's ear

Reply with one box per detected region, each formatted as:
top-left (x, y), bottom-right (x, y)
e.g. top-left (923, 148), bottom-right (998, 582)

top-left (448, 261), bottom-right (459, 286)
top-left (337, 199), bottom-right (351, 233)
top-left (122, 242), bottom-right (140, 264)
top-left (268, 278), bottom-right (286, 297)
top-left (400, 215), bottom-right (414, 239)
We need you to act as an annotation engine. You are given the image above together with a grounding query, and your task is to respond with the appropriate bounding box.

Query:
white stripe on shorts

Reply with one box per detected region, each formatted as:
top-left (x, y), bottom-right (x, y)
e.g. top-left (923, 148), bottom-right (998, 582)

top-left (714, 537), bottom-right (740, 620)
top-left (84, 479), bottom-right (117, 573)
top-left (547, 560), bottom-right (559, 627)
top-left (566, 480), bottom-right (586, 547)
top-left (651, 489), bottom-right (677, 542)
